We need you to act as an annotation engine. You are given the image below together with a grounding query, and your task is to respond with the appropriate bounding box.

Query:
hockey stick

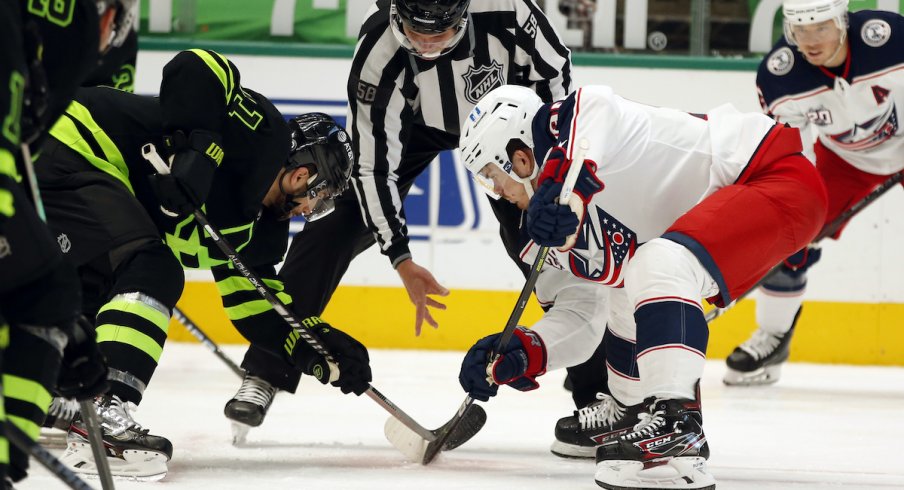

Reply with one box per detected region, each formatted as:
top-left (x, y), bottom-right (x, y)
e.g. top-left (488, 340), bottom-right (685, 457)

top-left (172, 306), bottom-right (244, 378)
top-left (140, 144), bottom-right (481, 451)
top-left (19, 143), bottom-right (115, 489)
top-left (6, 420), bottom-right (95, 490)
top-left (418, 139), bottom-right (591, 465)
top-left (706, 170), bottom-right (904, 323)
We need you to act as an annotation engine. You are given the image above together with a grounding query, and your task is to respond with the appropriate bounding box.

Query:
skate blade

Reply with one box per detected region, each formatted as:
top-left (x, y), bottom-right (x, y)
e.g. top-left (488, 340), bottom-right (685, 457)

top-left (62, 445), bottom-right (168, 481)
top-left (38, 429), bottom-right (69, 449)
top-left (549, 440), bottom-right (596, 459)
top-left (595, 457), bottom-right (715, 490)
top-left (723, 365), bottom-right (782, 386)
top-left (231, 421), bottom-right (252, 447)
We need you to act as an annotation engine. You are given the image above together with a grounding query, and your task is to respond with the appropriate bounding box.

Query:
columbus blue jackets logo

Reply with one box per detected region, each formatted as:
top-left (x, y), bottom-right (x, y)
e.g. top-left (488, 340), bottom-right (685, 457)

top-left (767, 47), bottom-right (794, 76)
top-left (568, 207), bottom-right (637, 286)
top-left (861, 19), bottom-right (891, 47)
top-left (829, 102), bottom-right (899, 151)
top-left (463, 61), bottom-right (504, 105)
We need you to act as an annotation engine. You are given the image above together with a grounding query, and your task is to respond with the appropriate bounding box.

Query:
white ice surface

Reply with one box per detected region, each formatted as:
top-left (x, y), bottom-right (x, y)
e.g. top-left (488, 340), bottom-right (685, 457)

top-left (19, 343), bottom-right (904, 489)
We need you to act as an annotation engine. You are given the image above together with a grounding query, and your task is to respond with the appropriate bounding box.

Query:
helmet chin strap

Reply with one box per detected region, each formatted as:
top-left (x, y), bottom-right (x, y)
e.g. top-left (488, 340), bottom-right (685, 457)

top-left (824, 29), bottom-right (847, 66)
top-left (516, 159), bottom-right (539, 199)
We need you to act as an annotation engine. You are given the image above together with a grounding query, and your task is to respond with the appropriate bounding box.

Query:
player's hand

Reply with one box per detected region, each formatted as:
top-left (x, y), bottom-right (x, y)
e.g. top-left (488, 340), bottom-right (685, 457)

top-left (459, 326), bottom-right (548, 402)
top-left (294, 319), bottom-right (372, 395)
top-left (526, 181), bottom-right (580, 247)
top-left (149, 130), bottom-right (222, 216)
top-left (57, 316), bottom-right (110, 400)
top-left (396, 259), bottom-right (449, 336)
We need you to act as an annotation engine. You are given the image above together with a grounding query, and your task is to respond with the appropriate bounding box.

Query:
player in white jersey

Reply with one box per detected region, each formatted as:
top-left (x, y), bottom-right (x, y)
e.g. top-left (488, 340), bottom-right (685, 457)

top-left (726, 0), bottom-right (904, 386)
top-left (457, 85), bottom-right (828, 489)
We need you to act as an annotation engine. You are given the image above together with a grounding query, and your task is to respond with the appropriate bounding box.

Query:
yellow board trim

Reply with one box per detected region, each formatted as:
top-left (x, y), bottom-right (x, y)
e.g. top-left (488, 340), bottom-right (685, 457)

top-left (169, 282), bottom-right (904, 366)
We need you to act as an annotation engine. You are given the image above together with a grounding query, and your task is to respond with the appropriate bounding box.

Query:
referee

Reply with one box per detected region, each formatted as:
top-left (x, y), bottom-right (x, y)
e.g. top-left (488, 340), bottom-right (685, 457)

top-left (232, 0), bottom-right (573, 408)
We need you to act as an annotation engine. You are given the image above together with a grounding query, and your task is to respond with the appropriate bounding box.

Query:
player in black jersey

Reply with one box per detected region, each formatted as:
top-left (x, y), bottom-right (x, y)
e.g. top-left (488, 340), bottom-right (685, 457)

top-left (0, 0), bottom-right (136, 485)
top-left (32, 50), bottom-right (368, 480)
top-left (228, 0), bottom-right (598, 439)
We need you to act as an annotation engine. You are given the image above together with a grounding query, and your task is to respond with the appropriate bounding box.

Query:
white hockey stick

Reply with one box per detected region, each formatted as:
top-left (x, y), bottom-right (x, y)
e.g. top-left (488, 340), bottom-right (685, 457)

top-left (388, 138), bottom-right (591, 465)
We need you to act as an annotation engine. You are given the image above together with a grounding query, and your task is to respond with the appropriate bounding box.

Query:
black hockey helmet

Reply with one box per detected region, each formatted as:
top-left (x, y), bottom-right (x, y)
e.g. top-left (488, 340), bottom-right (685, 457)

top-left (394, 0), bottom-right (471, 34)
top-left (390, 0), bottom-right (470, 59)
top-left (281, 113), bottom-right (354, 221)
top-left (96, 0), bottom-right (139, 48)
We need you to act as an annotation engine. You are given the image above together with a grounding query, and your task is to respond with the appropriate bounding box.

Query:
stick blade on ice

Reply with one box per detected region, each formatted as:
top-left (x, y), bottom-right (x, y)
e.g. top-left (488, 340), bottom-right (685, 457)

top-left (383, 404), bottom-right (487, 463)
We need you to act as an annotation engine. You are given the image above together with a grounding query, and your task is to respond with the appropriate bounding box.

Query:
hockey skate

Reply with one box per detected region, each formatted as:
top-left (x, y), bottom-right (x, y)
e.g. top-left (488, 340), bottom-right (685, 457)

top-left (723, 324), bottom-right (795, 386)
top-left (39, 397), bottom-right (79, 449)
top-left (61, 394), bottom-right (172, 481)
top-left (224, 373), bottom-right (278, 446)
top-left (594, 397), bottom-right (715, 490)
top-left (551, 393), bottom-right (641, 459)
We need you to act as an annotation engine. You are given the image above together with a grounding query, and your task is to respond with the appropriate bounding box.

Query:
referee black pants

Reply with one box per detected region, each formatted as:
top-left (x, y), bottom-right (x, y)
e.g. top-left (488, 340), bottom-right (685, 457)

top-left (240, 125), bottom-right (526, 391)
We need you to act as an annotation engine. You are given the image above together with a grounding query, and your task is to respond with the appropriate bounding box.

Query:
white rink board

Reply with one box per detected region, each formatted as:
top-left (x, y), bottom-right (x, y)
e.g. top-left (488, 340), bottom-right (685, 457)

top-left (134, 50), bottom-right (904, 304)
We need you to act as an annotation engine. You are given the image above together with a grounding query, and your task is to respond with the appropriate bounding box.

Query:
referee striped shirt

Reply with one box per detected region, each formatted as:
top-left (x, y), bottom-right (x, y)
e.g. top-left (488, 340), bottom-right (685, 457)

top-left (347, 0), bottom-right (572, 266)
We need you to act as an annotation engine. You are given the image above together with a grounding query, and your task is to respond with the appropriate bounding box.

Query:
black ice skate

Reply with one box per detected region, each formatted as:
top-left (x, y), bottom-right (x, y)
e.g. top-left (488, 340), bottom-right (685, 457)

top-left (551, 393), bottom-right (641, 459)
top-left (723, 322), bottom-right (796, 387)
top-left (594, 397), bottom-right (715, 490)
top-left (224, 373), bottom-right (278, 445)
top-left (62, 394), bottom-right (172, 481)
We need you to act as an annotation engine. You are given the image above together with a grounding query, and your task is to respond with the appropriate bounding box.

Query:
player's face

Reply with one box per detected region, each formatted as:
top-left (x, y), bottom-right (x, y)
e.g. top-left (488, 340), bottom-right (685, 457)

top-left (790, 20), bottom-right (844, 66)
top-left (402, 24), bottom-right (458, 59)
top-left (477, 164), bottom-right (530, 210)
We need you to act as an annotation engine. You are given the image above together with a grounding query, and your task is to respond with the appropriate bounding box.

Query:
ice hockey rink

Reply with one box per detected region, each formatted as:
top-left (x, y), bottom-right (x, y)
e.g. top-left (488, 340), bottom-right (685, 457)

top-left (17, 342), bottom-right (904, 490)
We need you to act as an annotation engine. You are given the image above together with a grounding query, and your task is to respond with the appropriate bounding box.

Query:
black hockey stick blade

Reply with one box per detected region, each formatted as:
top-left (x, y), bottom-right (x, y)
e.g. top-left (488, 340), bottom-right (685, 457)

top-left (383, 402), bottom-right (487, 463)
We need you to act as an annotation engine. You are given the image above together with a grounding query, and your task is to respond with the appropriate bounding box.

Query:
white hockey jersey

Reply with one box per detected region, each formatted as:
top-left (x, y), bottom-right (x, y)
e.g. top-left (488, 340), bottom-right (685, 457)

top-left (756, 10), bottom-right (904, 176)
top-left (530, 85), bottom-right (778, 288)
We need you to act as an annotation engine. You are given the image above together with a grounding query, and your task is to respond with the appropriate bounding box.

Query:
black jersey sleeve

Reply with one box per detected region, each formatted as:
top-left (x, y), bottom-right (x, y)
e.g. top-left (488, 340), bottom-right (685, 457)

top-left (511, 0), bottom-right (572, 102)
top-left (209, 214), bottom-right (295, 360)
top-left (0, 0), bottom-right (26, 218)
top-left (159, 49), bottom-right (243, 135)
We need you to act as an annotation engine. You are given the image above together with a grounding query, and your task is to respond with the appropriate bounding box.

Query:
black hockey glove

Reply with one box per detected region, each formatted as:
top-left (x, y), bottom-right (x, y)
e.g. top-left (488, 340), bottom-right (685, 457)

top-left (526, 181), bottom-right (580, 247)
top-left (56, 316), bottom-right (110, 400)
top-left (294, 318), bottom-right (372, 395)
top-left (148, 130), bottom-right (223, 216)
top-left (459, 327), bottom-right (548, 402)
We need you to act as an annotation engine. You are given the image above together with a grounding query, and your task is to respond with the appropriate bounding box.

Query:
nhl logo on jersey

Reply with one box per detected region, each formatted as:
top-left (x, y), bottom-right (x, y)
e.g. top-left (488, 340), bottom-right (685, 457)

top-left (861, 19), bottom-right (891, 47)
top-left (767, 47), bottom-right (795, 76)
top-left (57, 233), bottom-right (71, 253)
top-left (0, 236), bottom-right (10, 258)
top-left (463, 61), bottom-right (504, 105)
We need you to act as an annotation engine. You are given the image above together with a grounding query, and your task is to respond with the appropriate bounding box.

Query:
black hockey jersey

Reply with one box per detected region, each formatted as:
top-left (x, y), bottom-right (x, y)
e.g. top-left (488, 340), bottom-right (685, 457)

top-left (44, 50), bottom-right (297, 352)
top-left (756, 10), bottom-right (904, 175)
top-left (348, 0), bottom-right (572, 265)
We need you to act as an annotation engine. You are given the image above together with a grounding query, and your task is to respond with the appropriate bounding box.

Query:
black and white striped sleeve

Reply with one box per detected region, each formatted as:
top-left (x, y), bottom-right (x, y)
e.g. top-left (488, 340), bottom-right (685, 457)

top-left (347, 5), bottom-right (416, 268)
top-left (512, 0), bottom-right (572, 101)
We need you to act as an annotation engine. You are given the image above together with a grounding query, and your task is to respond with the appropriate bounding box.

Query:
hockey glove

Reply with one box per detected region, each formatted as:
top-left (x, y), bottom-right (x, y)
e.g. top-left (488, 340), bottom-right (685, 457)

top-left (526, 181), bottom-right (580, 247)
top-left (148, 130), bottom-right (223, 216)
top-left (459, 326), bottom-right (548, 402)
top-left (294, 319), bottom-right (372, 395)
top-left (56, 316), bottom-right (110, 400)
top-left (537, 146), bottom-right (604, 205)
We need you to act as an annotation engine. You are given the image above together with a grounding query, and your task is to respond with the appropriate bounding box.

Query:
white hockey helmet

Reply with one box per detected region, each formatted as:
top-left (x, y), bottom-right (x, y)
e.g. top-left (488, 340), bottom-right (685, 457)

top-left (459, 85), bottom-right (544, 199)
top-left (782, 0), bottom-right (849, 45)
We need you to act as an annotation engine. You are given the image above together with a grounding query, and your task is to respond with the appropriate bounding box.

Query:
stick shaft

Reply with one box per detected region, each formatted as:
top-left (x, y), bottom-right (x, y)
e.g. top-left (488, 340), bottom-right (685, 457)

top-left (172, 307), bottom-right (244, 377)
top-left (6, 421), bottom-right (95, 490)
top-left (79, 401), bottom-right (115, 490)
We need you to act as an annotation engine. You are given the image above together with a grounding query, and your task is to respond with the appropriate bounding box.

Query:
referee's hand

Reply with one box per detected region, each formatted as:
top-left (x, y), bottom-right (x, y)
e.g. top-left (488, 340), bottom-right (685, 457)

top-left (397, 259), bottom-right (449, 336)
